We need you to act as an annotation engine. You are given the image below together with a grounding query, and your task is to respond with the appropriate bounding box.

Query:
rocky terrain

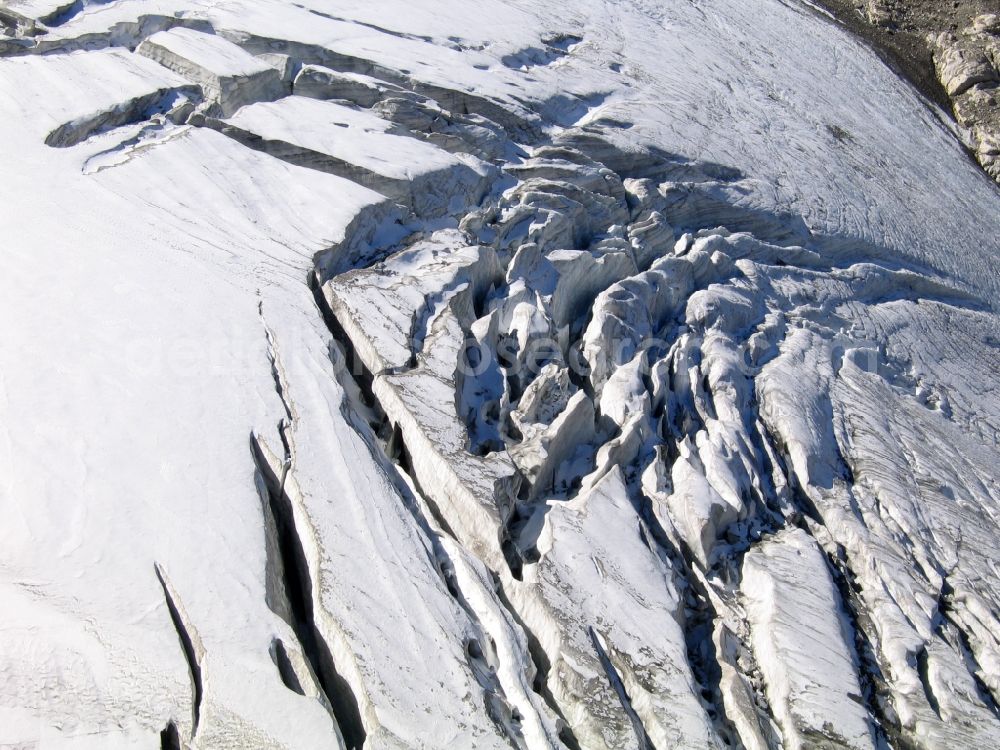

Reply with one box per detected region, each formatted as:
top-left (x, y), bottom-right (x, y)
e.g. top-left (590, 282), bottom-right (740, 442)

top-left (815, 0), bottom-right (1000, 180)
top-left (0, 1), bottom-right (998, 749)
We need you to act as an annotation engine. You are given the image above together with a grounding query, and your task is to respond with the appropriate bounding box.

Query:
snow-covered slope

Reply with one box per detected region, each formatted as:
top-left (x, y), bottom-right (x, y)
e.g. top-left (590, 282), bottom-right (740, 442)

top-left (1, 1), bottom-right (998, 748)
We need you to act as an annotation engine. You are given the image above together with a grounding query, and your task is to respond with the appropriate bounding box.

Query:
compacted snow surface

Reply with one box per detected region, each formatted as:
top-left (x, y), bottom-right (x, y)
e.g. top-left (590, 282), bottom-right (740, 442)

top-left (1, 0), bottom-right (999, 748)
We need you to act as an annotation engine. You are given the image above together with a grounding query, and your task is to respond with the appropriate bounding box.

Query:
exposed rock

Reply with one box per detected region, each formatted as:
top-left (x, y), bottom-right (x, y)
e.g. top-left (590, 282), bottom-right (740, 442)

top-left (1, 1), bottom-right (999, 749)
top-left (933, 31), bottom-right (998, 97)
top-left (933, 19), bottom-right (1000, 179)
top-left (817, 0), bottom-right (1000, 182)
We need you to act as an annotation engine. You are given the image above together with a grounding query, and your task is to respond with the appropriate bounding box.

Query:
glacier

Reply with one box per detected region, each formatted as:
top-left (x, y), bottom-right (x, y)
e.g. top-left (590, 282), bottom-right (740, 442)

top-left (0, 0), bottom-right (998, 748)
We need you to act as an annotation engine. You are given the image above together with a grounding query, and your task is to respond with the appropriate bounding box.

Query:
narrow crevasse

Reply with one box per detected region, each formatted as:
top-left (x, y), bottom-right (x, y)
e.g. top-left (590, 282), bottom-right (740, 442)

top-left (2, 2), bottom-right (999, 748)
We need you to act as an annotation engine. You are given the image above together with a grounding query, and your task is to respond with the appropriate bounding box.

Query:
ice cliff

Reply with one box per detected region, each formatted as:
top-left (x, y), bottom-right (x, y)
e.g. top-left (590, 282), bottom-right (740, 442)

top-left (1, 1), bottom-right (999, 748)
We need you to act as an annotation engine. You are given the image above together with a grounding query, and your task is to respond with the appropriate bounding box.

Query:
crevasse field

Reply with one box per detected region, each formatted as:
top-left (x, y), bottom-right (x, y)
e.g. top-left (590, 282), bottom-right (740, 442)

top-left (1, 1), bottom-right (999, 748)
